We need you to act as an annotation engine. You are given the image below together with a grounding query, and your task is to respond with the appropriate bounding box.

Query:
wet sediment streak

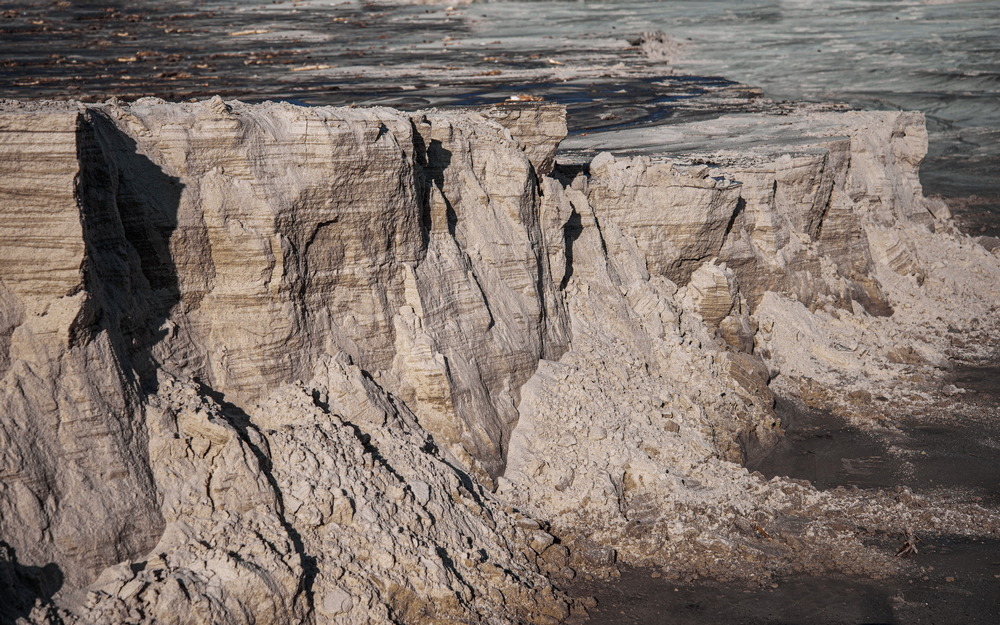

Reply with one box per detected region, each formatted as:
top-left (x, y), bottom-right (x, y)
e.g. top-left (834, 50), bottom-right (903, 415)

top-left (0, 1), bottom-right (774, 135)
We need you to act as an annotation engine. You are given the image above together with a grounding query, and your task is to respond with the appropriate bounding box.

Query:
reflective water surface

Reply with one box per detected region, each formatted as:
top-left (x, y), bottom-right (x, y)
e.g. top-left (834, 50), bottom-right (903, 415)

top-left (2, 0), bottom-right (997, 206)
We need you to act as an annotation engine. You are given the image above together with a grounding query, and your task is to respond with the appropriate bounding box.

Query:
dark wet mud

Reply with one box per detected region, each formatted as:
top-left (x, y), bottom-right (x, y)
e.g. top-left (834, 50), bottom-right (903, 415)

top-left (751, 407), bottom-right (1000, 507)
top-left (753, 366), bottom-right (1000, 505)
top-left (567, 365), bottom-right (1000, 624)
top-left (569, 534), bottom-right (1000, 625)
top-left (944, 196), bottom-right (1000, 239)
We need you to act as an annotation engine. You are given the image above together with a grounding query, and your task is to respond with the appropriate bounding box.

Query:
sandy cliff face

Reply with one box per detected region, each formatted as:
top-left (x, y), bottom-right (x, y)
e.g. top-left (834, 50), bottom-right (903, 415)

top-left (89, 98), bottom-right (567, 485)
top-left (1, 99), bottom-right (573, 625)
top-left (1, 99), bottom-right (998, 624)
top-left (500, 109), bottom-right (1000, 575)
top-left (0, 105), bottom-right (165, 598)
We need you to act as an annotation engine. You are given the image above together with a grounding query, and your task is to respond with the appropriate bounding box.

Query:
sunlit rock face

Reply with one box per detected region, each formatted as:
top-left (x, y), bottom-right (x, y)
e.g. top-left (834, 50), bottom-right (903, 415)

top-left (1, 99), bottom-right (998, 625)
top-left (500, 108), bottom-right (997, 568)
top-left (0, 99), bottom-right (573, 625)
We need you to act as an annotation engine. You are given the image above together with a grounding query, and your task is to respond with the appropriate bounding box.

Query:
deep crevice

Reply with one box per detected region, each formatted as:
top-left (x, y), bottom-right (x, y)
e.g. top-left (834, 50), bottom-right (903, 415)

top-left (722, 196), bottom-right (746, 240)
top-left (560, 210), bottom-right (583, 291)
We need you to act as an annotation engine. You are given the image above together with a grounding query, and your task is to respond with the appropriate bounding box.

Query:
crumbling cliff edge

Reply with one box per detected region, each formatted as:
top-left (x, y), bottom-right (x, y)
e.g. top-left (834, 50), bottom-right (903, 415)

top-left (1, 98), bottom-right (998, 624)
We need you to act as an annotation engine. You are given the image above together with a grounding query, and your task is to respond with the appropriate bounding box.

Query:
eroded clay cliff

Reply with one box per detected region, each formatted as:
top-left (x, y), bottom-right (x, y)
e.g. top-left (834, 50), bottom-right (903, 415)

top-left (1, 98), bottom-right (998, 624)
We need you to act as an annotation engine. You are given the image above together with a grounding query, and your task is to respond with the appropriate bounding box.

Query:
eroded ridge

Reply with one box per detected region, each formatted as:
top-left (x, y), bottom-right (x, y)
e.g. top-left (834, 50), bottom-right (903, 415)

top-left (1, 98), bottom-right (998, 624)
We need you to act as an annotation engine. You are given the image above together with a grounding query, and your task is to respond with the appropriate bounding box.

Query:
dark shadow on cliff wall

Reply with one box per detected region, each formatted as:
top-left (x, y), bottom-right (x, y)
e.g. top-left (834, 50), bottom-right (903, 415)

top-left (0, 541), bottom-right (63, 624)
top-left (560, 210), bottom-right (583, 291)
top-left (430, 141), bottom-right (458, 236)
top-left (78, 109), bottom-right (183, 390)
top-left (31, 110), bottom-right (186, 586)
top-left (411, 124), bottom-right (457, 239)
top-left (551, 163), bottom-right (589, 291)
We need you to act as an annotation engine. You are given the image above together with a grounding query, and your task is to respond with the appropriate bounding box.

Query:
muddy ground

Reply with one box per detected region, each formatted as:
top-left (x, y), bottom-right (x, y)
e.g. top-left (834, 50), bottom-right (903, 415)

top-left (566, 365), bottom-right (1000, 624)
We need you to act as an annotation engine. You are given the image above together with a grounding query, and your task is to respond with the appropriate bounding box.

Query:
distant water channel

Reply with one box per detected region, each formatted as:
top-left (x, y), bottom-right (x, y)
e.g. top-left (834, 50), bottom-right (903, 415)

top-left (471, 0), bottom-right (1000, 229)
top-left (519, 0), bottom-right (1000, 201)
top-left (3, 0), bottom-right (997, 209)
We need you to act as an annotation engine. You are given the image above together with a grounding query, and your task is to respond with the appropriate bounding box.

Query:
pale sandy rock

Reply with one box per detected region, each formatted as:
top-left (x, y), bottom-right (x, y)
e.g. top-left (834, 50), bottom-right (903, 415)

top-left (682, 261), bottom-right (740, 328)
top-left (712, 137), bottom-right (892, 316)
top-left (49, 97), bottom-right (568, 488)
top-left (500, 167), bottom-right (783, 565)
top-left (587, 153), bottom-right (743, 285)
top-left (2, 99), bottom-right (999, 624)
top-left (72, 374), bottom-right (304, 625)
top-left (403, 107), bottom-right (570, 481)
top-left (480, 103), bottom-right (567, 176)
top-left (0, 98), bottom-right (573, 624)
top-left (0, 104), bottom-right (164, 597)
top-left (567, 110), bottom-right (945, 317)
top-left (631, 30), bottom-right (683, 64)
top-left (499, 108), bottom-right (1000, 577)
top-left (58, 364), bottom-right (571, 625)
top-left (714, 111), bottom-right (1000, 417)
top-left (254, 356), bottom-right (569, 625)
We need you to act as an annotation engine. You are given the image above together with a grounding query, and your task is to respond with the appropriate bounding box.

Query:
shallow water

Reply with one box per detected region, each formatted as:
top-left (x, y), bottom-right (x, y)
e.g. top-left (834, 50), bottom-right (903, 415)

top-left (460, 0), bottom-right (1000, 204)
top-left (509, 0), bottom-right (1000, 199)
top-left (2, 0), bottom-right (997, 213)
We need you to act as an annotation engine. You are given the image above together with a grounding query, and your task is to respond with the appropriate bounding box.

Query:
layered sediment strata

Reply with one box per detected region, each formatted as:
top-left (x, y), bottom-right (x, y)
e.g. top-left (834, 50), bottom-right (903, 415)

top-left (1, 98), bottom-right (998, 624)
top-left (501, 109), bottom-right (1000, 576)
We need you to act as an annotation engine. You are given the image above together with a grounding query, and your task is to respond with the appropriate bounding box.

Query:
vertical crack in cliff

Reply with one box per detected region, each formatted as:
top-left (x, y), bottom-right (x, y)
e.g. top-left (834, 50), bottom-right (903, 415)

top-left (722, 196), bottom-right (746, 241)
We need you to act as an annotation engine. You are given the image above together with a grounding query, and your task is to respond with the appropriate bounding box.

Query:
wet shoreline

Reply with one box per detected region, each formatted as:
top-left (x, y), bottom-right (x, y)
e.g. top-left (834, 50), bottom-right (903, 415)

top-left (3, 0), bottom-right (996, 224)
top-left (0, 2), bottom-right (768, 131)
top-left (567, 533), bottom-right (1000, 625)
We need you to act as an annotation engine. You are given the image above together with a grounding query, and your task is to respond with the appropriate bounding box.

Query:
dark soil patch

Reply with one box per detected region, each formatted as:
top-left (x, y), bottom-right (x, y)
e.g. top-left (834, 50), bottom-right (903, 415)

top-left (568, 535), bottom-right (1000, 625)
top-left (566, 365), bottom-right (1000, 624)
top-left (750, 365), bottom-right (1000, 505)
